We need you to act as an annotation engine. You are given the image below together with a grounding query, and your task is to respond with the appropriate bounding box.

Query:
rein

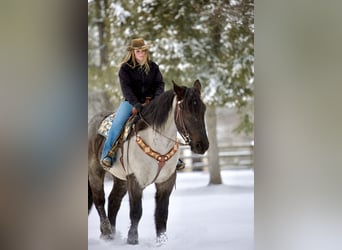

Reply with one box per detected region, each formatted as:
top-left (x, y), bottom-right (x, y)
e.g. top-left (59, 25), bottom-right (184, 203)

top-left (137, 99), bottom-right (190, 146)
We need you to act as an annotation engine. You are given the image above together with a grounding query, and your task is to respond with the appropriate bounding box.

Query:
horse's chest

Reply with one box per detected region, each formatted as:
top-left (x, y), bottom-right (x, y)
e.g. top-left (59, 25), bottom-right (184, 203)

top-left (125, 140), bottom-right (179, 188)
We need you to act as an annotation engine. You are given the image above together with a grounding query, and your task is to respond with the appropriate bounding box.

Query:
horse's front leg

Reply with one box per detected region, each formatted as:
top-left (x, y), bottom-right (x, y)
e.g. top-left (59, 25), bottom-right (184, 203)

top-left (155, 171), bottom-right (176, 244)
top-left (108, 176), bottom-right (127, 234)
top-left (127, 174), bottom-right (143, 245)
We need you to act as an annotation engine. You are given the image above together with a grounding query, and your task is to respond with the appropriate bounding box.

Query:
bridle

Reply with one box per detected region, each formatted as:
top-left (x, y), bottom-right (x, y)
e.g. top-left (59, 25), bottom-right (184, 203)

top-left (137, 97), bottom-right (191, 146)
top-left (175, 99), bottom-right (191, 145)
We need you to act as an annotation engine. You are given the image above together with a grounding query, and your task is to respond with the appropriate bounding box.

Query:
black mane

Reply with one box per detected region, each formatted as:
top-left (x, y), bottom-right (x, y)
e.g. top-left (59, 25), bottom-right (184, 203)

top-left (139, 90), bottom-right (175, 130)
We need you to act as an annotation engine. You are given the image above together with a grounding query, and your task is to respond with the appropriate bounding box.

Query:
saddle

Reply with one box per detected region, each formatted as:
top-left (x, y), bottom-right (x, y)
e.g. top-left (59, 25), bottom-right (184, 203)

top-left (97, 112), bottom-right (138, 160)
top-left (98, 97), bottom-right (151, 139)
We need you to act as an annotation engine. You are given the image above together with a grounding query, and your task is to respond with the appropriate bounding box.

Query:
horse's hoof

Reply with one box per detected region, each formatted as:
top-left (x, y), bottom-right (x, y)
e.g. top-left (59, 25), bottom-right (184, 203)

top-left (127, 237), bottom-right (139, 245)
top-left (100, 233), bottom-right (114, 241)
top-left (156, 232), bottom-right (168, 246)
top-left (100, 220), bottom-right (114, 240)
top-left (127, 228), bottom-right (139, 245)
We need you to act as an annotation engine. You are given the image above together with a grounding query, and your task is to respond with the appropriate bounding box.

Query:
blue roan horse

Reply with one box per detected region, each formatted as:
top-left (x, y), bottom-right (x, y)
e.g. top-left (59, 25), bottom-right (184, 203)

top-left (88, 80), bottom-right (209, 245)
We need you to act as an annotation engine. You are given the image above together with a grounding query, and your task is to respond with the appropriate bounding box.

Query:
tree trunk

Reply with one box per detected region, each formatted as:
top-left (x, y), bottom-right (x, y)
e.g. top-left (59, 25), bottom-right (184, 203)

top-left (102, 0), bottom-right (110, 66)
top-left (206, 2), bottom-right (223, 185)
top-left (207, 105), bottom-right (222, 185)
top-left (94, 0), bottom-right (108, 66)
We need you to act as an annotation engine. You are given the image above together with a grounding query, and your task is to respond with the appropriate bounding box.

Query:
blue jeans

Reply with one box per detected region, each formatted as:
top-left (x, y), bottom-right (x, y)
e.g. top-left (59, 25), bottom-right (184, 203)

top-left (101, 101), bottom-right (133, 160)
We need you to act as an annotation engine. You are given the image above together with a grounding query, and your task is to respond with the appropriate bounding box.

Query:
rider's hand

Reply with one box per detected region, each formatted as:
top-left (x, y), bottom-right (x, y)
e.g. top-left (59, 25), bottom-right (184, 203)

top-left (142, 97), bottom-right (151, 107)
top-left (132, 107), bottom-right (138, 115)
top-left (132, 103), bottom-right (142, 115)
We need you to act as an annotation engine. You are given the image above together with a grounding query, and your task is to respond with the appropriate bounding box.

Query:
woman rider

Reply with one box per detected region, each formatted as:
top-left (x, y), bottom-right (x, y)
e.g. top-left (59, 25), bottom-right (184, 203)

top-left (101, 38), bottom-right (185, 170)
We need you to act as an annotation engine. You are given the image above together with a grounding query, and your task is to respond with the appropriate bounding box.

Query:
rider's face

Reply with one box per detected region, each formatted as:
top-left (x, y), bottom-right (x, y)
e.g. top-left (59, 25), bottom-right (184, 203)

top-left (134, 49), bottom-right (146, 64)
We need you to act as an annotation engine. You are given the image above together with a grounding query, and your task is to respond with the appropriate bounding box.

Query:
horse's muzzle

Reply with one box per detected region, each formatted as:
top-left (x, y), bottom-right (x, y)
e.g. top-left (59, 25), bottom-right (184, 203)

top-left (191, 140), bottom-right (209, 154)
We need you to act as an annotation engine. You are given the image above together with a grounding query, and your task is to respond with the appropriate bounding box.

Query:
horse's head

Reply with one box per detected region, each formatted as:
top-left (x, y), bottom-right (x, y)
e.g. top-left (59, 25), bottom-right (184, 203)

top-left (173, 80), bottom-right (209, 154)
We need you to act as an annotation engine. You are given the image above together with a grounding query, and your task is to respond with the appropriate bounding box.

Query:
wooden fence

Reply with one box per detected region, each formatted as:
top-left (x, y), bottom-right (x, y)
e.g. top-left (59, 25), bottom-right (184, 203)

top-left (179, 142), bottom-right (254, 171)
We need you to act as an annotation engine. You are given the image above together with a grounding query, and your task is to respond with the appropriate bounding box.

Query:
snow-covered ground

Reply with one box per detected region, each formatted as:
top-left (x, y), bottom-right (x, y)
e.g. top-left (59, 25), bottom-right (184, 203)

top-left (88, 169), bottom-right (254, 250)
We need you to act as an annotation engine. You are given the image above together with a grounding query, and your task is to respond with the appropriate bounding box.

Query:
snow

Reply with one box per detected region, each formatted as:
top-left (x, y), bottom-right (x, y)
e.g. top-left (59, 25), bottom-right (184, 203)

top-left (88, 169), bottom-right (254, 250)
top-left (111, 3), bottom-right (131, 23)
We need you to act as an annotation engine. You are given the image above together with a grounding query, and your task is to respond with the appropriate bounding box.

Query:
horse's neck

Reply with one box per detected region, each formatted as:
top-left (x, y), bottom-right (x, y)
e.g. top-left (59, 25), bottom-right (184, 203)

top-left (138, 98), bottom-right (178, 148)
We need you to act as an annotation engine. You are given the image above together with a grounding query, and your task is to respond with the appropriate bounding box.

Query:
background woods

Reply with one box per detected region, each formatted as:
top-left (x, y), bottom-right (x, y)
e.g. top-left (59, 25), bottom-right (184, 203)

top-left (88, 0), bottom-right (254, 184)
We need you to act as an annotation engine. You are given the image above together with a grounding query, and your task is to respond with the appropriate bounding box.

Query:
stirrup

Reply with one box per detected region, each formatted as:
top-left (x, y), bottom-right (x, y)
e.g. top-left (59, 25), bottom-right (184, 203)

top-left (101, 156), bottom-right (113, 168)
top-left (176, 159), bottom-right (185, 170)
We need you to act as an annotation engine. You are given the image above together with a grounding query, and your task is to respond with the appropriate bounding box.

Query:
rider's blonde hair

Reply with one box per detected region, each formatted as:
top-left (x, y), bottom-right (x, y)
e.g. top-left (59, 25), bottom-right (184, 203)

top-left (120, 49), bottom-right (151, 74)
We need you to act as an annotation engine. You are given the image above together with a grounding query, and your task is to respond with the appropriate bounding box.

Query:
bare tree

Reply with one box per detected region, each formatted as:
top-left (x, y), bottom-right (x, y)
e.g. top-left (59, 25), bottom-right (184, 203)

top-left (207, 105), bottom-right (222, 184)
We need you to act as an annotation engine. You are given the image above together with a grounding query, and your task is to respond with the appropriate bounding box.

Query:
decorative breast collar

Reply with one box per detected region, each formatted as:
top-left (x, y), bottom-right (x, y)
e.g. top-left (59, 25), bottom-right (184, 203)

top-left (136, 135), bottom-right (179, 168)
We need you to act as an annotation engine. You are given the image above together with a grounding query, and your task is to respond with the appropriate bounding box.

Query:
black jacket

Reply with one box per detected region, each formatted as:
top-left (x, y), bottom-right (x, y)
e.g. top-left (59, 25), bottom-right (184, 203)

top-left (118, 61), bottom-right (165, 106)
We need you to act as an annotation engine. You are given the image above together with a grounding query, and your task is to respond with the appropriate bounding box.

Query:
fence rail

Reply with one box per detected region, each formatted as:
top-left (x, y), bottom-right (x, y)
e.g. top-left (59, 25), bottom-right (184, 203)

top-left (179, 142), bottom-right (254, 170)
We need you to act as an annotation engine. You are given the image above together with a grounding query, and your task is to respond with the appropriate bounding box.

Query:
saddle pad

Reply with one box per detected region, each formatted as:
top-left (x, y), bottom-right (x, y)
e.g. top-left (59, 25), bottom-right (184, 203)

top-left (97, 113), bottom-right (115, 138)
top-left (97, 112), bottom-right (134, 140)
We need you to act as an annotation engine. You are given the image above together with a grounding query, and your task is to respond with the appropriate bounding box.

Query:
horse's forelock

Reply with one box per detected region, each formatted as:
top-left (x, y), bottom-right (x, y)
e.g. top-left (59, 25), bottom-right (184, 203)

top-left (182, 86), bottom-right (203, 113)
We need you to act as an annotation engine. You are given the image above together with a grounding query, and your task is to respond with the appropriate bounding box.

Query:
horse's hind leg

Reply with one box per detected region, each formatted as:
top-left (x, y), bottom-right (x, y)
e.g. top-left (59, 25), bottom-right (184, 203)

top-left (108, 176), bottom-right (127, 234)
top-left (88, 164), bottom-right (113, 239)
top-left (126, 174), bottom-right (143, 245)
top-left (155, 171), bottom-right (177, 243)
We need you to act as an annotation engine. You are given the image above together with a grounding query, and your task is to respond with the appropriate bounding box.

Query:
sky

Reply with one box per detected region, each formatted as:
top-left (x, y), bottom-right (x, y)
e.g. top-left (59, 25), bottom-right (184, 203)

top-left (88, 169), bottom-right (254, 250)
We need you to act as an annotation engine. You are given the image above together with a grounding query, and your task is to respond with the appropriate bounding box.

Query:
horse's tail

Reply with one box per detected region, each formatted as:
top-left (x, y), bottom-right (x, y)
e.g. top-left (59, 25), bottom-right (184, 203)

top-left (88, 177), bottom-right (93, 214)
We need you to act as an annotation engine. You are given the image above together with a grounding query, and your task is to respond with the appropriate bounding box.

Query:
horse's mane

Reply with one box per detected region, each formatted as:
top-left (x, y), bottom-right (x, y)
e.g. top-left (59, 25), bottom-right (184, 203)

top-left (139, 90), bottom-right (175, 130)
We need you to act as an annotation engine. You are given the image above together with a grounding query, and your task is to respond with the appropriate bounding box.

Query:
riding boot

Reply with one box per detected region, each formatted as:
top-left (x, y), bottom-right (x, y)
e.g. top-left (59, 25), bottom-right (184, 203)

top-left (101, 156), bottom-right (113, 168)
top-left (101, 144), bottom-right (118, 168)
top-left (176, 159), bottom-right (185, 170)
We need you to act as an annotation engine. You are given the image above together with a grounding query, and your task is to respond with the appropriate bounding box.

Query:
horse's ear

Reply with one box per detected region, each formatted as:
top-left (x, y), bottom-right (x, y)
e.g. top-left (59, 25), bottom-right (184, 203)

top-left (173, 80), bottom-right (186, 99)
top-left (193, 79), bottom-right (201, 94)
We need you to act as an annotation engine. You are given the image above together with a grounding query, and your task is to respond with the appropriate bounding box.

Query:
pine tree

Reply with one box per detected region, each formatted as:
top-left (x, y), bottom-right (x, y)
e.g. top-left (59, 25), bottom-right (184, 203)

top-left (88, 0), bottom-right (254, 184)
